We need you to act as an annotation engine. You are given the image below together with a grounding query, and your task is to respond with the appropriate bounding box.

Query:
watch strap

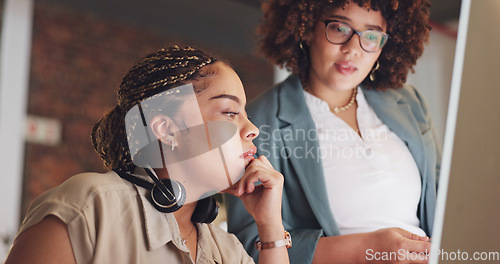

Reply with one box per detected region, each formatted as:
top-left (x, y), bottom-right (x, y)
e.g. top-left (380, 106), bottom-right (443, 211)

top-left (255, 230), bottom-right (292, 250)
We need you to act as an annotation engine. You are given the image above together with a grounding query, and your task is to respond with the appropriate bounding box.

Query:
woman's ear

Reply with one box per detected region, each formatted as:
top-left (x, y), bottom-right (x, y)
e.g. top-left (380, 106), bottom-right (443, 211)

top-left (150, 115), bottom-right (180, 149)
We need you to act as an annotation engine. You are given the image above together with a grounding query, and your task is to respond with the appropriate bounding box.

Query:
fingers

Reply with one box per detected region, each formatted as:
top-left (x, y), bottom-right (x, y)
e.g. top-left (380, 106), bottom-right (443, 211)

top-left (231, 155), bottom-right (283, 196)
top-left (396, 228), bottom-right (430, 242)
top-left (407, 240), bottom-right (431, 255)
top-left (221, 156), bottom-right (267, 195)
top-left (391, 229), bottom-right (431, 253)
top-left (244, 155), bottom-right (273, 172)
top-left (369, 228), bottom-right (432, 263)
top-left (241, 171), bottom-right (259, 194)
top-left (398, 230), bottom-right (432, 263)
top-left (258, 155), bottom-right (273, 167)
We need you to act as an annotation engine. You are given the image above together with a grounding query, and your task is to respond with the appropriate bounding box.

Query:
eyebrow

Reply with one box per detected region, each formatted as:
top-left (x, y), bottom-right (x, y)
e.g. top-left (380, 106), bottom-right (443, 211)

top-left (209, 94), bottom-right (241, 104)
top-left (328, 15), bottom-right (385, 31)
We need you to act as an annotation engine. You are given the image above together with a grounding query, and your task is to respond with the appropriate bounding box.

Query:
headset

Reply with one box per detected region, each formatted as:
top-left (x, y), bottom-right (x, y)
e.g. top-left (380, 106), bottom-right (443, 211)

top-left (114, 168), bottom-right (219, 224)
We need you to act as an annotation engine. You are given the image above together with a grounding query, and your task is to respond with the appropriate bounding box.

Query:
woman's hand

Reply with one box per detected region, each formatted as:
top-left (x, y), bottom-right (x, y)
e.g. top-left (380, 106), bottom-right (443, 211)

top-left (364, 228), bottom-right (431, 264)
top-left (313, 227), bottom-right (431, 264)
top-left (224, 155), bottom-right (289, 264)
top-left (223, 155), bottom-right (284, 227)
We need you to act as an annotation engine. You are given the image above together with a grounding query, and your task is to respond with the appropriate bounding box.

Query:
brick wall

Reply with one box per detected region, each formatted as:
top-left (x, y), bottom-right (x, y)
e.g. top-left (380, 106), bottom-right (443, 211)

top-left (22, 2), bottom-right (273, 217)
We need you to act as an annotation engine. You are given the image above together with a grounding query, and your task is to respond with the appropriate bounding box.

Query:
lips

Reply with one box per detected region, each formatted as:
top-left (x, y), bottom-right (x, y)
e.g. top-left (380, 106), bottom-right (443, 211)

top-left (241, 146), bottom-right (257, 167)
top-left (335, 61), bottom-right (357, 75)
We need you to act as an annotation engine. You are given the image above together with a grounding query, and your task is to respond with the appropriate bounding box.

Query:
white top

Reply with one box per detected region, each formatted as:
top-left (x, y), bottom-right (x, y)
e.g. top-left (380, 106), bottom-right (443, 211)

top-left (304, 88), bottom-right (426, 236)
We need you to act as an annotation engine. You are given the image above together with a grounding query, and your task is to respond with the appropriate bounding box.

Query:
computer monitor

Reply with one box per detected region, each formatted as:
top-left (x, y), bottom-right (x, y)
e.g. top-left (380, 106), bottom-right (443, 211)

top-left (430, 0), bottom-right (500, 263)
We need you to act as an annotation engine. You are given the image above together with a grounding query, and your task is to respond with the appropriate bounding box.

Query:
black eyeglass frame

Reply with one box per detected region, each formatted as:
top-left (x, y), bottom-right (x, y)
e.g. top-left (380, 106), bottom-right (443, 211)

top-left (322, 20), bottom-right (390, 53)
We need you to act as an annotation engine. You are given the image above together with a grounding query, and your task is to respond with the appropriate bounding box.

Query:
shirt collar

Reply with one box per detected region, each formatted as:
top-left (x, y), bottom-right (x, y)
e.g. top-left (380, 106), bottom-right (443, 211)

top-left (303, 90), bottom-right (330, 114)
top-left (130, 167), bottom-right (179, 251)
top-left (196, 224), bottom-right (223, 264)
top-left (303, 86), bottom-right (367, 115)
top-left (130, 168), bottom-right (222, 263)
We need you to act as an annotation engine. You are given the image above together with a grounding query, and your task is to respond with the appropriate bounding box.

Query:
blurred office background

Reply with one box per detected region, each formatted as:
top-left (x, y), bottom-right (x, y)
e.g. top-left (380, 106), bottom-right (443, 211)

top-left (0, 0), bottom-right (460, 259)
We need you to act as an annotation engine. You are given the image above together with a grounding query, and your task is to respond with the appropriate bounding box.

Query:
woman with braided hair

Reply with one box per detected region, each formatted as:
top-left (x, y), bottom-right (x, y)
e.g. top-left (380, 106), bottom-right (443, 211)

top-left (226, 0), bottom-right (441, 263)
top-left (5, 46), bottom-right (290, 264)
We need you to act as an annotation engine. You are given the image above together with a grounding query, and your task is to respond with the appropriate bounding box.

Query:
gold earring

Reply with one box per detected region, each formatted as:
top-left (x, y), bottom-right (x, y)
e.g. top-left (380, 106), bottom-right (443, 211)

top-left (299, 42), bottom-right (306, 53)
top-left (370, 60), bottom-right (380, 82)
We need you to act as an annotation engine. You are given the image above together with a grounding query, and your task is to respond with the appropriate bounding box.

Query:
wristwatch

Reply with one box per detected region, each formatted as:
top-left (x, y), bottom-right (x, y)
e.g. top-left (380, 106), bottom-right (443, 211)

top-left (255, 230), bottom-right (292, 250)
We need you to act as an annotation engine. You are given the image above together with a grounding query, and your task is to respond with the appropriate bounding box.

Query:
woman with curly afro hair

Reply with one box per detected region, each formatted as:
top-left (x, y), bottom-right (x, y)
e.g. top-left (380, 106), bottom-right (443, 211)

top-left (225, 0), bottom-right (441, 263)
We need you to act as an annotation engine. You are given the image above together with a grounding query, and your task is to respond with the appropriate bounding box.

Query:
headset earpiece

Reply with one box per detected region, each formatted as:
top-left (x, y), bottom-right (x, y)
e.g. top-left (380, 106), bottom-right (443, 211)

top-left (151, 178), bottom-right (186, 213)
top-left (114, 169), bottom-right (219, 223)
top-left (191, 197), bottom-right (219, 224)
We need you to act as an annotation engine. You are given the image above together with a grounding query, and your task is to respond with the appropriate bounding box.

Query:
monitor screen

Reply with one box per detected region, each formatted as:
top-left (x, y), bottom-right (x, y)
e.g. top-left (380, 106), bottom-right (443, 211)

top-left (430, 0), bottom-right (500, 263)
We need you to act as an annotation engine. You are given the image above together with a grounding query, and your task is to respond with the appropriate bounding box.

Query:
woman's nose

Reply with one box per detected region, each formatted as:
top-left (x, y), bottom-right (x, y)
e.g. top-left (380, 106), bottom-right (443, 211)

top-left (340, 34), bottom-right (362, 55)
top-left (241, 118), bottom-right (259, 141)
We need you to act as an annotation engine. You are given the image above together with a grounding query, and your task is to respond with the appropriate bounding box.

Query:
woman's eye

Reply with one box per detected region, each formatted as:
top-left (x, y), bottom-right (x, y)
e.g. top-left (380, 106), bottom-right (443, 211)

top-left (337, 25), bottom-right (350, 33)
top-left (364, 32), bottom-right (380, 41)
top-left (331, 23), bottom-right (350, 34)
top-left (223, 112), bottom-right (239, 118)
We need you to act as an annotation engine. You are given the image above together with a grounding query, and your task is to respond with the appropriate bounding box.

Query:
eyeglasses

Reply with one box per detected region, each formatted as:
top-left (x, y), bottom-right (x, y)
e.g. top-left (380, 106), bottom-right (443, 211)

top-left (322, 20), bottom-right (390, 53)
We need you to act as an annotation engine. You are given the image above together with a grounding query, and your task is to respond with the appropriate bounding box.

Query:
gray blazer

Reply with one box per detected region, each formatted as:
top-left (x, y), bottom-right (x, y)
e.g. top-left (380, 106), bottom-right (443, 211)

top-left (225, 75), bottom-right (441, 264)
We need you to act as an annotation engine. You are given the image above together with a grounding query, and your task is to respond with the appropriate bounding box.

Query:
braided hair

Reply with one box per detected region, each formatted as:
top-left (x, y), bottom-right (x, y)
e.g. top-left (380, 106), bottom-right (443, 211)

top-left (91, 46), bottom-right (217, 172)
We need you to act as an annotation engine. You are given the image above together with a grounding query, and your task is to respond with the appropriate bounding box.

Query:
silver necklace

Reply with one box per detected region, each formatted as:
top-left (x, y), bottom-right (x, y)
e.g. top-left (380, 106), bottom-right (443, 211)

top-left (181, 225), bottom-right (195, 245)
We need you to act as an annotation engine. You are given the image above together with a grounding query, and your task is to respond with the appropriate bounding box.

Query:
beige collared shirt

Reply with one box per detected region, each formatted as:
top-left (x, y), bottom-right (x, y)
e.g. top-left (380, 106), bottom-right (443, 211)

top-left (17, 170), bottom-right (254, 264)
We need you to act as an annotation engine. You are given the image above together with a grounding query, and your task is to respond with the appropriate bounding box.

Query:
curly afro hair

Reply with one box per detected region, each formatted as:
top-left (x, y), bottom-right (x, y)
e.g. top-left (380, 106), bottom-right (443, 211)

top-left (258, 0), bottom-right (431, 90)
